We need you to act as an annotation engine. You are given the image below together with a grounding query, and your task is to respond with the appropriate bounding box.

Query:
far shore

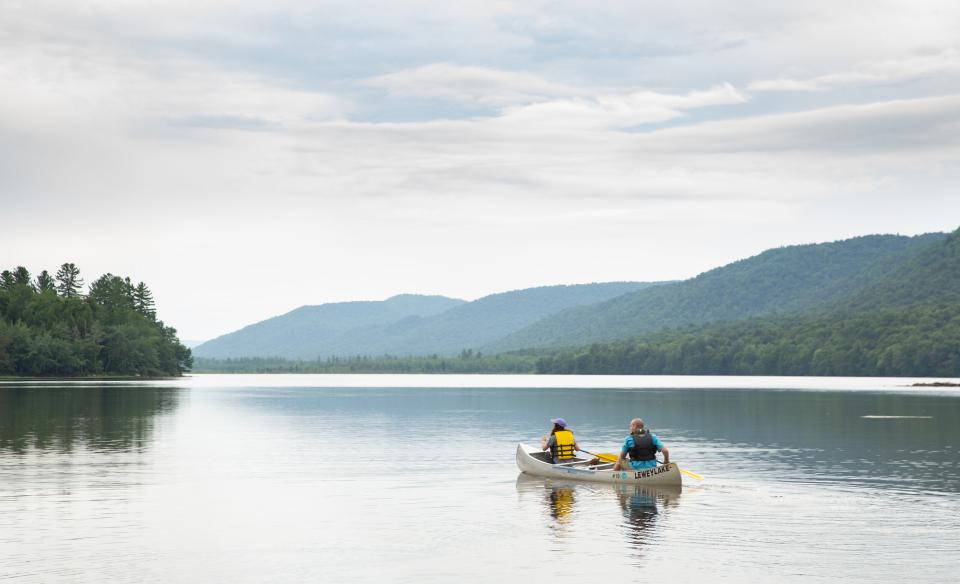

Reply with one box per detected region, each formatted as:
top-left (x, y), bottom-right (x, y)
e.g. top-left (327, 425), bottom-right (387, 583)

top-left (0, 375), bottom-right (184, 381)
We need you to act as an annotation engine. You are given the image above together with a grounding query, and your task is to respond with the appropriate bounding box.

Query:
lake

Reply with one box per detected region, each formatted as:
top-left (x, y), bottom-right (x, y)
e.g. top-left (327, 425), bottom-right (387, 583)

top-left (2, 375), bottom-right (958, 583)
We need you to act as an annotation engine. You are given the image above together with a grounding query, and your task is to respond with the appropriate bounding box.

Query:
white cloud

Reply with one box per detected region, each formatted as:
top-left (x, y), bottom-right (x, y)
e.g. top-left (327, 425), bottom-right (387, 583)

top-left (3, 1), bottom-right (960, 340)
top-left (495, 83), bottom-right (747, 130)
top-left (362, 63), bottom-right (579, 106)
top-left (362, 63), bottom-right (747, 129)
top-left (749, 49), bottom-right (960, 92)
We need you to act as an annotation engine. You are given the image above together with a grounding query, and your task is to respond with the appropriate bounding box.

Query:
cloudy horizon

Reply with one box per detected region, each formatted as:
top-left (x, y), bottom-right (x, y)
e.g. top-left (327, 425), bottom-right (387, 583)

top-left (3, 1), bottom-right (959, 341)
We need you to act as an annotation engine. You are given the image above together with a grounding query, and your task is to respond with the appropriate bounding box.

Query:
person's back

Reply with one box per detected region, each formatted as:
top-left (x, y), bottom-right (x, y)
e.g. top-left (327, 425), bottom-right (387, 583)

top-left (540, 417), bottom-right (581, 463)
top-left (614, 418), bottom-right (669, 471)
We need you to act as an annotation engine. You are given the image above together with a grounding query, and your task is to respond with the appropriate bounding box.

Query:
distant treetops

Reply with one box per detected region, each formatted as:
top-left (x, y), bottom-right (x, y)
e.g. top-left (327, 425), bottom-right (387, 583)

top-left (0, 263), bottom-right (192, 377)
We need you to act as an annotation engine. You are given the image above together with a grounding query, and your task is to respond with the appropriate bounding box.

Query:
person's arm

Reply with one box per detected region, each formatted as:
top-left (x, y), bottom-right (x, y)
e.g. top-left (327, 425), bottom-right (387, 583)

top-left (541, 434), bottom-right (555, 451)
top-left (652, 434), bottom-right (670, 465)
top-left (613, 437), bottom-right (630, 471)
top-left (613, 451), bottom-right (628, 471)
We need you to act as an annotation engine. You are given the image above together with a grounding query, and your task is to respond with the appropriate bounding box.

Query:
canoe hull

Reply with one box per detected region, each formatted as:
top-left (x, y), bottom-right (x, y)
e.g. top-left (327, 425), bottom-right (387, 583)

top-left (515, 443), bottom-right (683, 486)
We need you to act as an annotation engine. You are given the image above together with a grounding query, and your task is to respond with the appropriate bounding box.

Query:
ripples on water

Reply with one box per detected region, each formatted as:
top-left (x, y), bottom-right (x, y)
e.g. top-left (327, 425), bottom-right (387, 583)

top-left (1, 377), bottom-right (958, 583)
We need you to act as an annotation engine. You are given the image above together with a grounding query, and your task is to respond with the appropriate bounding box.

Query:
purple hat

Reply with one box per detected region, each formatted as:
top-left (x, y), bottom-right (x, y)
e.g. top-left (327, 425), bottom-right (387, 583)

top-left (551, 417), bottom-right (567, 428)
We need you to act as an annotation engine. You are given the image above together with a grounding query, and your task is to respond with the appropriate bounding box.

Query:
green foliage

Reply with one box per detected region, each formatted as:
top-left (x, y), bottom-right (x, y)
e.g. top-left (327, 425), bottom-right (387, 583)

top-left (537, 230), bottom-right (960, 377)
top-left (536, 303), bottom-right (960, 377)
top-left (13, 267), bottom-right (33, 289)
top-left (838, 228), bottom-right (960, 312)
top-left (133, 282), bottom-right (156, 319)
top-left (55, 263), bottom-right (83, 298)
top-left (492, 233), bottom-right (947, 351)
top-left (0, 263), bottom-right (191, 377)
top-left (193, 351), bottom-right (539, 374)
top-left (34, 270), bottom-right (55, 292)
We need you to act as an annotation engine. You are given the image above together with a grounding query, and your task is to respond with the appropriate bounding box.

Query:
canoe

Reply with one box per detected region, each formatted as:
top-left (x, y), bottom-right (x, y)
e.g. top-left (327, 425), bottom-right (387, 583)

top-left (515, 443), bottom-right (683, 486)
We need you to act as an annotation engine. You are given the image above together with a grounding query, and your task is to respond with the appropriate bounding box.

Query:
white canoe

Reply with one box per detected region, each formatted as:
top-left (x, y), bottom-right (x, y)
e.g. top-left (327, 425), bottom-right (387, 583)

top-left (515, 443), bottom-right (683, 486)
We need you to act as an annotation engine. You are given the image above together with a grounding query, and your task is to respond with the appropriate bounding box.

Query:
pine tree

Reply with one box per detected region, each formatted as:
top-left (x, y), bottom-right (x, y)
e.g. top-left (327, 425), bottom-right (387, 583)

top-left (13, 266), bottom-right (32, 289)
top-left (133, 282), bottom-right (156, 319)
top-left (35, 270), bottom-right (56, 292)
top-left (55, 263), bottom-right (84, 298)
top-left (0, 270), bottom-right (13, 290)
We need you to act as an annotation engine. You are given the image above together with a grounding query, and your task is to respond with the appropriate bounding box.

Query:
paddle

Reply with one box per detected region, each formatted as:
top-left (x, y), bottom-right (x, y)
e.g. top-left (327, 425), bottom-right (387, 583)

top-left (580, 450), bottom-right (618, 463)
top-left (580, 449), bottom-right (705, 480)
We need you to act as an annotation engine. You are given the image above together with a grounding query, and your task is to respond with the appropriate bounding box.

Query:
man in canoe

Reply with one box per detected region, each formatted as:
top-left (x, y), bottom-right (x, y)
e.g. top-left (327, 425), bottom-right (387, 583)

top-left (540, 417), bottom-right (582, 464)
top-left (613, 418), bottom-right (670, 471)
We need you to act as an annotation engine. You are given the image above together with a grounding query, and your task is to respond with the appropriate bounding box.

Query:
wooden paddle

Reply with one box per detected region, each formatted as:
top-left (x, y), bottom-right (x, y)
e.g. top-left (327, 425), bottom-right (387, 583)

top-left (581, 450), bottom-right (705, 480)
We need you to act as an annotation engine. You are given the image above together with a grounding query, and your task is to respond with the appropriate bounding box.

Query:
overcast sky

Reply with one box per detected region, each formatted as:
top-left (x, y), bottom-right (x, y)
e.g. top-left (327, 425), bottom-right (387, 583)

top-left (3, 1), bottom-right (960, 341)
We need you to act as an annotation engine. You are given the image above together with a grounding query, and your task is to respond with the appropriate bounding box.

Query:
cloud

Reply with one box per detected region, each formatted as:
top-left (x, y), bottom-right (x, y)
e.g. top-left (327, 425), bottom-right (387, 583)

top-left (497, 83), bottom-right (747, 129)
top-left (362, 63), bottom-right (579, 106)
top-left (0, 43), bottom-right (349, 137)
top-left (4, 0), bottom-right (960, 340)
top-left (749, 49), bottom-right (960, 92)
top-left (362, 62), bottom-right (747, 129)
top-left (641, 94), bottom-right (960, 153)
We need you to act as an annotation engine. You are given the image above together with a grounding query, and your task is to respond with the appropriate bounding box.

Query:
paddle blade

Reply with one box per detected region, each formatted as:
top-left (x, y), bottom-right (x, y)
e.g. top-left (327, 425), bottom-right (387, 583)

top-left (595, 452), bottom-right (620, 462)
top-left (679, 467), bottom-right (704, 480)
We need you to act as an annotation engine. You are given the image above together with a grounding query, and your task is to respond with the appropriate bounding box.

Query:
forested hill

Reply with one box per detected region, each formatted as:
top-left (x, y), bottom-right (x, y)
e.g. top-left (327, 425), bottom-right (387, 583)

top-left (537, 228), bottom-right (960, 377)
top-left (193, 294), bottom-right (465, 359)
top-left (193, 282), bottom-right (654, 359)
top-left (838, 228), bottom-right (960, 312)
top-left (0, 264), bottom-right (192, 376)
top-left (488, 233), bottom-right (947, 352)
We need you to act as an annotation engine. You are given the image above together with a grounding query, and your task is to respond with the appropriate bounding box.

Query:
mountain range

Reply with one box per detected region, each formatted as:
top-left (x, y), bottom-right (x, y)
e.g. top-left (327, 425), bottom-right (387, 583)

top-left (539, 228), bottom-right (960, 376)
top-left (488, 232), bottom-right (946, 352)
top-left (193, 282), bottom-right (653, 359)
top-left (195, 229), bottom-right (956, 371)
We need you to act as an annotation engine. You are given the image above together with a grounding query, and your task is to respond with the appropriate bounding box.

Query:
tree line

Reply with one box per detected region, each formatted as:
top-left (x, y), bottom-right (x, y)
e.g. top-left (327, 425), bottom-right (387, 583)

top-left (535, 303), bottom-right (960, 377)
top-left (194, 304), bottom-right (960, 378)
top-left (193, 349), bottom-right (538, 374)
top-left (0, 263), bottom-right (192, 377)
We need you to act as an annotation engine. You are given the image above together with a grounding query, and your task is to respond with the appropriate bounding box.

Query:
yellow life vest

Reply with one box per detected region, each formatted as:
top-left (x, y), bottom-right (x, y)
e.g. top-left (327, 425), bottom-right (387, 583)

top-left (554, 429), bottom-right (576, 460)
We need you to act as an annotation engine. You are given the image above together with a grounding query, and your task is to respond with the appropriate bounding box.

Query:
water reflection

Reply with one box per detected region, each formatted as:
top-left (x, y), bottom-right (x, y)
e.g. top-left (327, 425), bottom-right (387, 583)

top-left (1, 379), bottom-right (957, 583)
top-left (615, 484), bottom-right (681, 562)
top-left (0, 384), bottom-right (181, 452)
top-left (516, 473), bottom-right (682, 559)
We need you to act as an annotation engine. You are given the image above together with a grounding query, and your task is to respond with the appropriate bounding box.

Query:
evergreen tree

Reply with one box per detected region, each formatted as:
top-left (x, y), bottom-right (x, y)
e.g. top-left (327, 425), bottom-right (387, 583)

top-left (88, 274), bottom-right (136, 310)
top-left (133, 282), bottom-right (156, 319)
top-left (35, 270), bottom-right (56, 292)
top-left (13, 266), bottom-right (32, 289)
top-left (55, 263), bottom-right (84, 298)
top-left (0, 264), bottom-right (191, 377)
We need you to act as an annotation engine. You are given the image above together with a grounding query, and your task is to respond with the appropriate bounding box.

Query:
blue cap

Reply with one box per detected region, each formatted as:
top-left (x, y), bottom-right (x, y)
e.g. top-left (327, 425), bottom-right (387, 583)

top-left (551, 417), bottom-right (567, 428)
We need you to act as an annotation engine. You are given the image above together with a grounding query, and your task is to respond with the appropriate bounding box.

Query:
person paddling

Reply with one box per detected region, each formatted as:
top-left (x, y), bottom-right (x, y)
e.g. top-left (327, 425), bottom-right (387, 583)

top-left (540, 417), bottom-right (582, 464)
top-left (613, 418), bottom-right (670, 471)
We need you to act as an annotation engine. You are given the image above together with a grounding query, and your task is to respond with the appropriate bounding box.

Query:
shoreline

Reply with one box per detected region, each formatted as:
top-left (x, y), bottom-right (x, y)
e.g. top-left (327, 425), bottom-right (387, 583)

top-left (6, 373), bottom-right (958, 396)
top-left (0, 375), bottom-right (185, 381)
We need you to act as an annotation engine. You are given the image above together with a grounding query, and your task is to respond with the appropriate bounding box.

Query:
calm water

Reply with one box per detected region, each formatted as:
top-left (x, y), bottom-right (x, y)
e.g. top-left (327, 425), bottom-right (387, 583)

top-left (1, 375), bottom-right (959, 583)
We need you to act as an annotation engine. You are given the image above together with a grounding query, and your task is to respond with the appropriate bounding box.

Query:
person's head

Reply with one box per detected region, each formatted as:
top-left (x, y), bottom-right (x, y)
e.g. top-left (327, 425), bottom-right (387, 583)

top-left (629, 418), bottom-right (645, 433)
top-left (551, 417), bottom-right (567, 434)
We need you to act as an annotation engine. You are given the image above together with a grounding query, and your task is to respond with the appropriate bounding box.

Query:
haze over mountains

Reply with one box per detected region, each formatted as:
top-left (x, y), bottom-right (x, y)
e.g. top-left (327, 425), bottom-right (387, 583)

top-left (194, 282), bottom-right (652, 359)
top-left (195, 230), bottom-right (956, 366)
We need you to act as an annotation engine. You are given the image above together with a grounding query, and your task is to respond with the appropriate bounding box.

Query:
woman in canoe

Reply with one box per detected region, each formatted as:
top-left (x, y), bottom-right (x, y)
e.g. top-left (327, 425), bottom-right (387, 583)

top-left (540, 417), bottom-right (582, 464)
